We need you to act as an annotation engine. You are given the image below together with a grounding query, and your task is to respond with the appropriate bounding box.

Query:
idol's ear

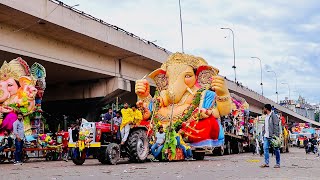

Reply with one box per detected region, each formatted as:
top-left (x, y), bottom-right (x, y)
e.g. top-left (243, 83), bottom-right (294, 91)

top-left (196, 65), bottom-right (219, 88)
top-left (18, 76), bottom-right (33, 87)
top-left (148, 68), bottom-right (168, 91)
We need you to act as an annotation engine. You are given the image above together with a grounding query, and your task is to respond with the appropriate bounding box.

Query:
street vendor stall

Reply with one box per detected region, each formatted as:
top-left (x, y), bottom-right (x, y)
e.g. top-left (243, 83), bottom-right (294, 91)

top-left (0, 132), bottom-right (68, 163)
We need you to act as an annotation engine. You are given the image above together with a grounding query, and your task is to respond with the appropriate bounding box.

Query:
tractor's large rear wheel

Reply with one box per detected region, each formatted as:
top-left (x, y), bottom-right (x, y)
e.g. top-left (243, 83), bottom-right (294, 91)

top-left (72, 148), bottom-right (86, 165)
top-left (127, 129), bottom-right (148, 163)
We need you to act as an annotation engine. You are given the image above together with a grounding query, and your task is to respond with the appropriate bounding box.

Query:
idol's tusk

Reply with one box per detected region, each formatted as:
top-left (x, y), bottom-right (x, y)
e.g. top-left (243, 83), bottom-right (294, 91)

top-left (142, 74), bottom-right (148, 79)
top-left (187, 87), bottom-right (194, 95)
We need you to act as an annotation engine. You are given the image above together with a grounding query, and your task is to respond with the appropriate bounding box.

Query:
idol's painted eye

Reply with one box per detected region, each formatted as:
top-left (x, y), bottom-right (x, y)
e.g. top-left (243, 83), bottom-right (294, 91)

top-left (185, 74), bottom-right (191, 78)
top-left (8, 83), bottom-right (13, 87)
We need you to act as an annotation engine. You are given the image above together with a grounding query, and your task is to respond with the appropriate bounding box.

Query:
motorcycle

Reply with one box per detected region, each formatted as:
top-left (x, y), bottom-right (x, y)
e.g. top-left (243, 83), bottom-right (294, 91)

top-left (306, 142), bottom-right (317, 154)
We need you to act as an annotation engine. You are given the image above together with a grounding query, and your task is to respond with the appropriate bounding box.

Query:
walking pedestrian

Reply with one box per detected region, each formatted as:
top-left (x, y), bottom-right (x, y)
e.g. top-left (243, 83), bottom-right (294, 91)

top-left (260, 104), bottom-right (281, 168)
top-left (64, 122), bottom-right (76, 162)
top-left (303, 136), bottom-right (309, 153)
top-left (13, 112), bottom-right (25, 165)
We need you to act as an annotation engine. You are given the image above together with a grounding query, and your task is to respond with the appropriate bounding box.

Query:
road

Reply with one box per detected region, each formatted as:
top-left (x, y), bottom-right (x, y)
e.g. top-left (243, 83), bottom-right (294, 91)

top-left (1, 148), bottom-right (319, 180)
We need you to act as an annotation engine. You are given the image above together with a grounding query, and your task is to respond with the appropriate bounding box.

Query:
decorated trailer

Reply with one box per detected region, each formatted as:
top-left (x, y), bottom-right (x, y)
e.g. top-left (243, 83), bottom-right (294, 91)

top-left (219, 93), bottom-right (250, 155)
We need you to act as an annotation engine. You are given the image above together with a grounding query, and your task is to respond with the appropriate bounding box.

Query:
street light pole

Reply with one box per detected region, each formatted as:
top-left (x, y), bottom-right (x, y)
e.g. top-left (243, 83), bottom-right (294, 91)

top-left (70, 4), bottom-right (80, 8)
top-left (178, 0), bottom-right (184, 53)
top-left (251, 57), bottom-right (263, 96)
top-left (267, 70), bottom-right (278, 103)
top-left (221, 27), bottom-right (236, 82)
top-left (282, 82), bottom-right (291, 100)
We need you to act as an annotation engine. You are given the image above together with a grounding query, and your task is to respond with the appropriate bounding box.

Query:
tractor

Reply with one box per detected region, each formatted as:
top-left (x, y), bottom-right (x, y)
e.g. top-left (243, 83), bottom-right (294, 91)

top-left (68, 120), bottom-right (149, 165)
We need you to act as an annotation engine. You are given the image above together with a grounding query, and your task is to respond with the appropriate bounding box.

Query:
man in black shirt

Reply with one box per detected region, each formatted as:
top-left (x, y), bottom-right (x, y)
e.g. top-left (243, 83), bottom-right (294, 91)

top-left (303, 136), bottom-right (309, 154)
top-left (71, 123), bottom-right (79, 142)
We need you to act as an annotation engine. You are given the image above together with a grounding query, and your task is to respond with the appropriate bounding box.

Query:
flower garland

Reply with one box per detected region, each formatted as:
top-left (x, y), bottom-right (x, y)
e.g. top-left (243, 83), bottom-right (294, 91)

top-left (8, 101), bottom-right (29, 115)
top-left (173, 88), bottom-right (205, 130)
top-left (154, 88), bottom-right (205, 160)
top-left (150, 88), bottom-right (205, 132)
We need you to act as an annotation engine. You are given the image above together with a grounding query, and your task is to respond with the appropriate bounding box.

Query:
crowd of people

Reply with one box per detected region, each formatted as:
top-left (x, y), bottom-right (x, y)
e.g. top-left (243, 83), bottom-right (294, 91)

top-left (0, 113), bottom-right (26, 165)
top-left (302, 135), bottom-right (320, 156)
top-left (99, 102), bottom-right (193, 161)
top-left (100, 103), bottom-right (143, 145)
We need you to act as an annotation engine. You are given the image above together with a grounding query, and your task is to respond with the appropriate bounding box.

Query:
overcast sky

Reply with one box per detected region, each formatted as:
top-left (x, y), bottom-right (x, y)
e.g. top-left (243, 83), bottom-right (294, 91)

top-left (63, 0), bottom-right (320, 104)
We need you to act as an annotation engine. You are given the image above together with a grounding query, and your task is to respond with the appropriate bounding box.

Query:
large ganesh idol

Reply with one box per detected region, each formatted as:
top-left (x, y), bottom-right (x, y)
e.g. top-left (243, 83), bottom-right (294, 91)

top-left (135, 52), bottom-right (231, 148)
top-left (0, 57), bottom-right (46, 135)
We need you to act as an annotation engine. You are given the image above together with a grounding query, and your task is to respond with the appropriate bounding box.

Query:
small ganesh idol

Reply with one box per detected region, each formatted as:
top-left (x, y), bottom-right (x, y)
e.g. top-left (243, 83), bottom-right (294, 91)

top-left (0, 57), bottom-right (46, 135)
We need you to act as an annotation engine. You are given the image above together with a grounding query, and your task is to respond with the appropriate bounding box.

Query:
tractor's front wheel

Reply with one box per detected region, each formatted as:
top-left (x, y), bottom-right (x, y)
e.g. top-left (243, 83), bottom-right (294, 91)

top-left (127, 129), bottom-right (148, 163)
top-left (98, 148), bottom-right (108, 164)
top-left (71, 148), bottom-right (86, 165)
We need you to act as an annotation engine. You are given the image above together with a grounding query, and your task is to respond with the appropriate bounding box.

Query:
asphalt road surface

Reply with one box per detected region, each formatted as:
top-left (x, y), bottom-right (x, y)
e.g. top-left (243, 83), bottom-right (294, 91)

top-left (1, 147), bottom-right (319, 180)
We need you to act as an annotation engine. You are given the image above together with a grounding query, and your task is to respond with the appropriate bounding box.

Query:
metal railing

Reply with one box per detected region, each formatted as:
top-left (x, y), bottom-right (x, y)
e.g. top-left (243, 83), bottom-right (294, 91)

top-left (49, 0), bottom-right (170, 54)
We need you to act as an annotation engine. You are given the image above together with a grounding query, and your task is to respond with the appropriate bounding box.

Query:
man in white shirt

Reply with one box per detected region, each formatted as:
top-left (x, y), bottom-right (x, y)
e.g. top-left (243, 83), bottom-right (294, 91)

top-left (68, 124), bottom-right (74, 143)
top-left (260, 104), bottom-right (281, 168)
top-left (113, 112), bottom-right (122, 126)
top-left (64, 123), bottom-right (75, 162)
top-left (113, 112), bottom-right (122, 140)
top-left (151, 126), bottom-right (165, 159)
top-left (13, 113), bottom-right (25, 165)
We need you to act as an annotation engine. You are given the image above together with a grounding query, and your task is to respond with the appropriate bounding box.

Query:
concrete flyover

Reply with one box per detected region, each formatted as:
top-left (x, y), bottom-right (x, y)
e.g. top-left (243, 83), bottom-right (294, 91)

top-left (227, 80), bottom-right (320, 127)
top-left (0, 0), bottom-right (170, 122)
top-left (0, 0), bottom-right (319, 127)
top-left (0, 0), bottom-right (169, 102)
